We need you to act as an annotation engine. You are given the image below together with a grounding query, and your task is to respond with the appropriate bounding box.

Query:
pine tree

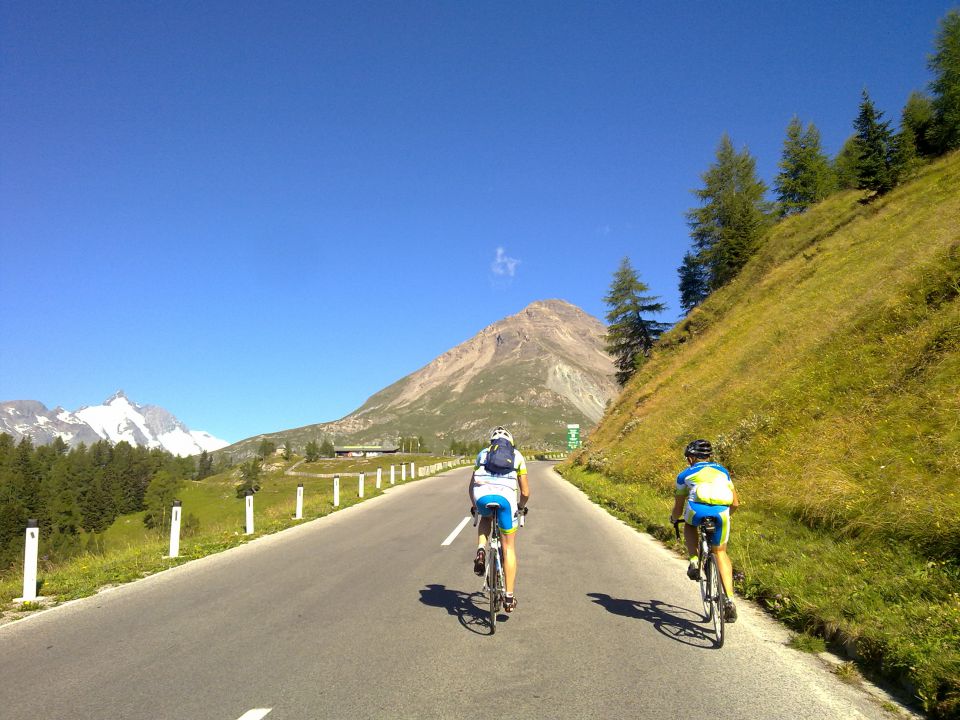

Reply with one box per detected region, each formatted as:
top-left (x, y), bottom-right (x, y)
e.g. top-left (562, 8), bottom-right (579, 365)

top-left (143, 470), bottom-right (183, 532)
top-left (235, 459), bottom-right (262, 497)
top-left (833, 135), bottom-right (862, 190)
top-left (604, 257), bottom-right (668, 385)
top-left (854, 90), bottom-right (899, 195)
top-left (257, 439), bottom-right (276, 459)
top-left (902, 91), bottom-right (937, 157)
top-left (928, 9), bottom-right (960, 154)
top-left (686, 134), bottom-right (772, 289)
top-left (196, 450), bottom-right (214, 480)
top-left (304, 440), bottom-right (320, 462)
top-left (677, 251), bottom-right (710, 314)
top-left (775, 117), bottom-right (836, 216)
top-left (319, 439), bottom-right (335, 458)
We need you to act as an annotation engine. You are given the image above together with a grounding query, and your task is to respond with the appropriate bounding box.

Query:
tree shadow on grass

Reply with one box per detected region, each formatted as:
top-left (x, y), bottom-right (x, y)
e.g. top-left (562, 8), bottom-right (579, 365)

top-left (587, 593), bottom-right (718, 649)
top-left (419, 583), bottom-right (506, 635)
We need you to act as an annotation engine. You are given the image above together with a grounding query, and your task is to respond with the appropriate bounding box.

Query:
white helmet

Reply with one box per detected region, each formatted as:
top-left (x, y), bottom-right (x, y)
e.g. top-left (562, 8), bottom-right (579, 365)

top-left (490, 426), bottom-right (513, 444)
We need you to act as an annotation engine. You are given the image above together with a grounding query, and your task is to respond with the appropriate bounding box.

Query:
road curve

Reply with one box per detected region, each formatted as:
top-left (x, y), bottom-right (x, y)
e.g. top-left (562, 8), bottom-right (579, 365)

top-left (0, 462), bottom-right (903, 719)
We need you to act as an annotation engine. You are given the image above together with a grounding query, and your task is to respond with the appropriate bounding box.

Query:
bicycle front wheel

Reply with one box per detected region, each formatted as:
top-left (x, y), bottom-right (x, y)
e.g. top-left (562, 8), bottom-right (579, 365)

top-left (708, 556), bottom-right (725, 647)
top-left (487, 553), bottom-right (499, 633)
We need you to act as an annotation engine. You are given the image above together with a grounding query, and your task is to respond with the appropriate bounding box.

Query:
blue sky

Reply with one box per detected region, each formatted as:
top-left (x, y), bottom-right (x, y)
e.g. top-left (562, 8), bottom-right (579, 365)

top-left (1, 1), bottom-right (954, 443)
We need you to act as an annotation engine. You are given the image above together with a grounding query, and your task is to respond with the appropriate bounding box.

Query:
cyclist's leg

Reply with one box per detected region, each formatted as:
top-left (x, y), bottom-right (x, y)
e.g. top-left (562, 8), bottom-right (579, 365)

top-left (502, 530), bottom-right (516, 594)
top-left (681, 501), bottom-right (702, 578)
top-left (476, 516), bottom-right (491, 548)
top-left (712, 545), bottom-right (734, 598)
top-left (492, 491), bottom-right (518, 597)
top-left (707, 507), bottom-right (734, 598)
top-left (472, 491), bottom-right (498, 547)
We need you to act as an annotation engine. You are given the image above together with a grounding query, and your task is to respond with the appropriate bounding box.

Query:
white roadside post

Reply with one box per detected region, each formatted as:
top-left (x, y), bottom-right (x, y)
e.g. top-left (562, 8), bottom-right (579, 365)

top-left (390, 465), bottom-right (395, 485)
top-left (358, 472), bottom-right (365, 498)
top-left (376, 467), bottom-right (382, 489)
top-left (333, 475), bottom-right (340, 507)
top-left (18, 520), bottom-right (39, 603)
top-left (295, 483), bottom-right (304, 519)
top-left (168, 500), bottom-right (182, 558)
top-left (401, 463), bottom-right (406, 482)
top-left (410, 461), bottom-right (416, 479)
top-left (245, 491), bottom-right (254, 535)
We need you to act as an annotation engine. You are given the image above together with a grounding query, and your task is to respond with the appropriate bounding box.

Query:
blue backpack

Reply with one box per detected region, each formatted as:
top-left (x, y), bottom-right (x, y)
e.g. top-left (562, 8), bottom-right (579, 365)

top-left (484, 438), bottom-right (516, 474)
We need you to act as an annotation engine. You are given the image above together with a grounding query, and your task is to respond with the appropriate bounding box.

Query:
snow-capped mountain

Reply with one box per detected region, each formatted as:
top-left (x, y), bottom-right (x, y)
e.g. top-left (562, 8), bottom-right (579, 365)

top-left (0, 391), bottom-right (229, 456)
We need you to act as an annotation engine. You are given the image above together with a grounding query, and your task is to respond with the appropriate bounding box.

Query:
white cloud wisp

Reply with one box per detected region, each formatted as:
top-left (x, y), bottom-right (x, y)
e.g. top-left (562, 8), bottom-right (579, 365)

top-left (491, 247), bottom-right (520, 278)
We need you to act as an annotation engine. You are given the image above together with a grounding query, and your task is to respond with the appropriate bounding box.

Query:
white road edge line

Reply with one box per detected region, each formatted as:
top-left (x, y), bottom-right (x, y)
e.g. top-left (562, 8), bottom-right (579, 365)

top-left (236, 709), bottom-right (271, 720)
top-left (441, 516), bottom-right (472, 546)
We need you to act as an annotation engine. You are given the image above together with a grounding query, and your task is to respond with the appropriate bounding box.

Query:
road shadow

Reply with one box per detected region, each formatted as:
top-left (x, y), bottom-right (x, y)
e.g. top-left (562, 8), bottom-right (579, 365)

top-left (419, 583), bottom-right (505, 635)
top-left (586, 593), bottom-right (718, 649)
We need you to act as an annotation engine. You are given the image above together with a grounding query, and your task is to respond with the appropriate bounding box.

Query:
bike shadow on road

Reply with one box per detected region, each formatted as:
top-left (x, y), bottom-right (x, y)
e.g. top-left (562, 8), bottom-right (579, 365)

top-left (586, 593), bottom-right (717, 649)
top-left (419, 583), bottom-right (504, 635)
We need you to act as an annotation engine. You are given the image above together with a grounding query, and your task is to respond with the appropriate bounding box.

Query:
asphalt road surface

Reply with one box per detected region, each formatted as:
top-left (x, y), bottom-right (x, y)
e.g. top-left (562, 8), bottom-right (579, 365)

top-left (0, 462), bottom-right (904, 719)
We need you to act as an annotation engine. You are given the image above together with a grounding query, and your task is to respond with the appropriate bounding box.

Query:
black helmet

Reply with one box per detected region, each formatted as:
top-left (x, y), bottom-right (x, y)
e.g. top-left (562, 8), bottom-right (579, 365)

top-left (684, 439), bottom-right (712, 459)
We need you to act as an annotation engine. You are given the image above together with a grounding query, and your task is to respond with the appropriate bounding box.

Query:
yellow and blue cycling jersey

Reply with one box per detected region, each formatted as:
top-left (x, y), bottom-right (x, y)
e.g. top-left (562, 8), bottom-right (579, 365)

top-left (677, 461), bottom-right (734, 546)
top-left (472, 447), bottom-right (527, 534)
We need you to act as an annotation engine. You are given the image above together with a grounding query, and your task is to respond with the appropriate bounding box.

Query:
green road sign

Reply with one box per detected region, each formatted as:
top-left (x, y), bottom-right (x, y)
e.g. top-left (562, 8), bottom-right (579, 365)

top-left (566, 423), bottom-right (581, 450)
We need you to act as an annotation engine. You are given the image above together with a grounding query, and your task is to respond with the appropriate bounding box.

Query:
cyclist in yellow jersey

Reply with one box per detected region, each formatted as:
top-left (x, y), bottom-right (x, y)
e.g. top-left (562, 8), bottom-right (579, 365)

top-left (469, 426), bottom-right (530, 612)
top-left (670, 439), bottom-right (740, 622)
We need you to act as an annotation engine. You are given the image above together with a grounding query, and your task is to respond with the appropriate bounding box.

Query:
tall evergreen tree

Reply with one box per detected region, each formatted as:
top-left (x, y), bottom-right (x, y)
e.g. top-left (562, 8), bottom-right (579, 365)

top-left (319, 439), bottom-right (335, 458)
top-left (196, 450), bottom-right (214, 480)
top-left (902, 91), bottom-right (937, 157)
top-left (686, 134), bottom-right (772, 289)
top-left (235, 459), bottom-right (262, 497)
top-left (775, 117), bottom-right (836, 216)
top-left (833, 135), bottom-right (863, 190)
top-left (853, 90), bottom-right (899, 195)
top-left (677, 251), bottom-right (710, 314)
top-left (603, 257), bottom-right (668, 385)
top-left (304, 440), bottom-right (320, 462)
top-left (143, 470), bottom-right (183, 532)
top-left (257, 439), bottom-right (276, 459)
top-left (928, 9), bottom-right (960, 154)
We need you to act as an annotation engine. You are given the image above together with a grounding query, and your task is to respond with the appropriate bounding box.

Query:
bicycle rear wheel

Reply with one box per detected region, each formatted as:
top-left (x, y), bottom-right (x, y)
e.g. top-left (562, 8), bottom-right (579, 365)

top-left (707, 556), bottom-right (725, 647)
top-left (698, 552), bottom-right (712, 620)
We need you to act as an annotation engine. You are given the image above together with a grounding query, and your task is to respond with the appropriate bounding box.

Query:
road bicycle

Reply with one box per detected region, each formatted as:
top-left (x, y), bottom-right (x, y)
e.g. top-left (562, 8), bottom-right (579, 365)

top-left (674, 517), bottom-right (727, 647)
top-left (472, 503), bottom-right (526, 633)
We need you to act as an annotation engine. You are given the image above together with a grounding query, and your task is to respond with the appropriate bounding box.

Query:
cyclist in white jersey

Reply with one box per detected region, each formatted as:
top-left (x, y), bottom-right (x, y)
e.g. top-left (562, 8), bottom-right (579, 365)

top-left (469, 426), bottom-right (530, 612)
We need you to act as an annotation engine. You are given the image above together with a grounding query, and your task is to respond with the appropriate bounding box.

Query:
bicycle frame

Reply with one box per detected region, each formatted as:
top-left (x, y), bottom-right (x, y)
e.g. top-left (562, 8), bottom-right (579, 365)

top-left (674, 517), bottom-right (726, 647)
top-left (473, 502), bottom-right (525, 633)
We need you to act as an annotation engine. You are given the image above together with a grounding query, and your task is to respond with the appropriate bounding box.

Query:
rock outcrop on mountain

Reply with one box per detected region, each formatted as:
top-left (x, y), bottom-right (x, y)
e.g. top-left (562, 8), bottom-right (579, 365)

top-left (222, 299), bottom-right (617, 456)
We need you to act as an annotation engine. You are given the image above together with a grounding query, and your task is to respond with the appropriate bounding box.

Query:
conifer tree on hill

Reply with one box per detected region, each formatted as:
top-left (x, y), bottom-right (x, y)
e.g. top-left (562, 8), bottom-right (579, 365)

top-left (604, 257), bottom-right (667, 386)
top-left (686, 134), bottom-right (772, 290)
top-left (833, 135), bottom-right (862, 190)
top-left (928, 9), bottom-right (960, 154)
top-left (902, 91), bottom-right (938, 158)
top-left (677, 251), bottom-right (710, 315)
top-left (853, 89), bottom-right (900, 195)
top-left (775, 116), bottom-right (836, 216)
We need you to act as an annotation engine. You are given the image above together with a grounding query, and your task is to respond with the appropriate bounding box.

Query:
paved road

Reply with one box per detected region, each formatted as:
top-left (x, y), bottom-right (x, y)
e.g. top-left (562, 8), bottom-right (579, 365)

top-left (0, 462), bottom-right (899, 719)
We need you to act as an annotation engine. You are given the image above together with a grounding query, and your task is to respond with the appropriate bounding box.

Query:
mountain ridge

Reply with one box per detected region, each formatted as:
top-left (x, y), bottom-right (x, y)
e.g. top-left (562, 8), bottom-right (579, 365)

top-left (221, 298), bottom-right (617, 456)
top-left (0, 391), bottom-right (228, 456)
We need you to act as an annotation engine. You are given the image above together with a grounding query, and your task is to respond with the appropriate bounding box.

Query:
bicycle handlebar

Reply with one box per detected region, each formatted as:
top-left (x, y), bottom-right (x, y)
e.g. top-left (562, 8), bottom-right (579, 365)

top-left (671, 517), bottom-right (683, 541)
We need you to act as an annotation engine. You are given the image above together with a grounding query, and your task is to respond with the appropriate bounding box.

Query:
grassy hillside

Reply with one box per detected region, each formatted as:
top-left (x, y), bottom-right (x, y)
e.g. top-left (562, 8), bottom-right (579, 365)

top-left (564, 152), bottom-right (960, 716)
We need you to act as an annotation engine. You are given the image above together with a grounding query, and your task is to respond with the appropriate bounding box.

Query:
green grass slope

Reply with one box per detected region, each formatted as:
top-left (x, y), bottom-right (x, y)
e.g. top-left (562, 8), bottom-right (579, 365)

top-left (565, 152), bottom-right (960, 716)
